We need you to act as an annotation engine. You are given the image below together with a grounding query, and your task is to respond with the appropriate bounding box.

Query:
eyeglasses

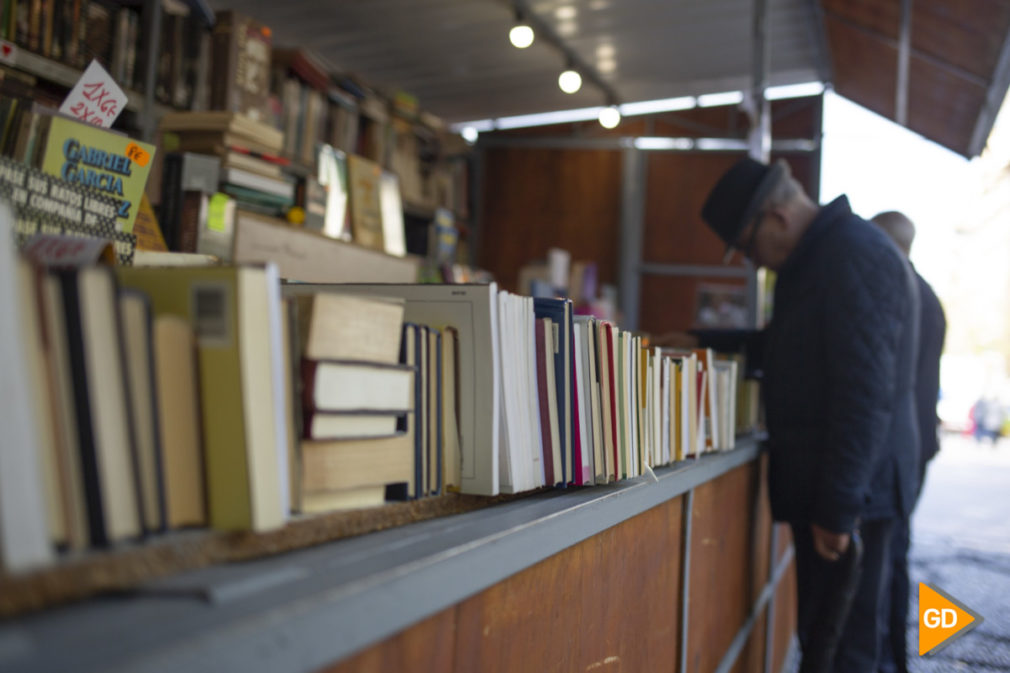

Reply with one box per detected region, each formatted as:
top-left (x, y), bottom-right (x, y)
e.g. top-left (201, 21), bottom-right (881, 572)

top-left (742, 211), bottom-right (765, 259)
top-left (724, 211), bottom-right (766, 263)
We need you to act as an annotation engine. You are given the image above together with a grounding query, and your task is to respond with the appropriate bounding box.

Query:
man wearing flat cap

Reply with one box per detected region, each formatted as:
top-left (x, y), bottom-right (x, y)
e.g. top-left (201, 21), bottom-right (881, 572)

top-left (701, 158), bottom-right (921, 672)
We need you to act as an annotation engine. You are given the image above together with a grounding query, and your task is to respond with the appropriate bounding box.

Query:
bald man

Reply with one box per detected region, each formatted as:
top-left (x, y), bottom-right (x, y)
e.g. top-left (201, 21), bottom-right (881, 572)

top-left (871, 211), bottom-right (947, 673)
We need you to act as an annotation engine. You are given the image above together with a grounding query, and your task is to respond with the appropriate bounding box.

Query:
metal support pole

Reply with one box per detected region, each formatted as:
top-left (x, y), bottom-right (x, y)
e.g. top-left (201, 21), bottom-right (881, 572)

top-left (141, 0), bottom-right (163, 143)
top-left (470, 148), bottom-right (486, 270)
top-left (896, 0), bottom-right (912, 125)
top-left (678, 489), bottom-right (695, 673)
top-left (746, 0), bottom-right (771, 328)
top-left (618, 147), bottom-right (646, 331)
top-left (749, 0), bottom-right (771, 163)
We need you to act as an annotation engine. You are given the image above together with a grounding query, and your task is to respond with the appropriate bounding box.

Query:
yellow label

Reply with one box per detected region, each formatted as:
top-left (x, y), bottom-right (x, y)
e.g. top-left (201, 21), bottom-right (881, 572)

top-left (208, 193), bottom-right (230, 233)
top-left (125, 142), bottom-right (151, 167)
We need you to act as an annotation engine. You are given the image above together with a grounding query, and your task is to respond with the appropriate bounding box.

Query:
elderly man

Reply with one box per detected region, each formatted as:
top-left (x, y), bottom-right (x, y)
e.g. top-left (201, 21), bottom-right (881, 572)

top-left (871, 210), bottom-right (947, 673)
top-left (701, 158), bottom-right (921, 673)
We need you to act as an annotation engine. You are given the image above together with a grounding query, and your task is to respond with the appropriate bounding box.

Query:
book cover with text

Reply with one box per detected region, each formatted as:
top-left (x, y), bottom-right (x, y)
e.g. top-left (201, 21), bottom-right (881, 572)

top-left (40, 116), bottom-right (156, 234)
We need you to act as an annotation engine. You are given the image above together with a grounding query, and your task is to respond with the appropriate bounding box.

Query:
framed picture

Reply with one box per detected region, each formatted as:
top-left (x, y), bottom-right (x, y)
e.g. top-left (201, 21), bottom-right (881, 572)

top-left (694, 282), bottom-right (748, 329)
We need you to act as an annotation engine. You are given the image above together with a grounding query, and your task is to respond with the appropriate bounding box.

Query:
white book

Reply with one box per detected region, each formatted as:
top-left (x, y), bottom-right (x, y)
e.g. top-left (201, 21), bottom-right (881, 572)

top-left (378, 172), bottom-right (407, 257)
top-left (0, 202), bottom-right (53, 572)
top-left (222, 166), bottom-right (295, 200)
top-left (653, 349), bottom-right (663, 466)
top-left (661, 355), bottom-right (671, 466)
top-left (496, 292), bottom-right (523, 493)
top-left (575, 316), bottom-right (605, 483)
top-left (524, 297), bottom-right (545, 488)
top-left (286, 283), bottom-right (500, 496)
top-left (573, 322), bottom-right (592, 485)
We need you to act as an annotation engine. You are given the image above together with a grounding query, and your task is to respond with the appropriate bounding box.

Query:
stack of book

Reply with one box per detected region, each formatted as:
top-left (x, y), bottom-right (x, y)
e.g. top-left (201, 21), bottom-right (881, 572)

top-left (290, 292), bottom-right (415, 512)
top-left (285, 286), bottom-right (463, 508)
top-left (160, 111), bottom-right (295, 219)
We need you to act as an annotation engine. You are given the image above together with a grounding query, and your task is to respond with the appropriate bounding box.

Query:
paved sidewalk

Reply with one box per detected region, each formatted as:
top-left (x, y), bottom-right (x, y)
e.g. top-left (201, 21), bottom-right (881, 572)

top-left (908, 434), bottom-right (1010, 672)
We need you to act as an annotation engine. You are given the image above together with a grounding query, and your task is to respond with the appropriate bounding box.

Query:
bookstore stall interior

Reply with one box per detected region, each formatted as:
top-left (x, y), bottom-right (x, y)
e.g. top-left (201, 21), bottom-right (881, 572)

top-left (0, 1), bottom-right (1006, 672)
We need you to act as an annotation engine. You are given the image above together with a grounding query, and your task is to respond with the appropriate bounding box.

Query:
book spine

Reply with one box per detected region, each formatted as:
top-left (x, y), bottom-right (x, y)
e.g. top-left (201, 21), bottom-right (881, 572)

top-left (535, 319), bottom-right (554, 487)
top-left (59, 271), bottom-right (107, 546)
top-left (158, 153), bottom-right (183, 251)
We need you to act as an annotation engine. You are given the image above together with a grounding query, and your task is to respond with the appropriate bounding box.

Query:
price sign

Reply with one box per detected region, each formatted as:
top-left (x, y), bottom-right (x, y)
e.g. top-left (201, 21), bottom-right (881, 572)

top-left (59, 60), bottom-right (128, 128)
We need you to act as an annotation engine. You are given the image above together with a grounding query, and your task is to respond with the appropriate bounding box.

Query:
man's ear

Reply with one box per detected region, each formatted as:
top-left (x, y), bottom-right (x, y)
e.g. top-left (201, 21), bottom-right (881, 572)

top-left (765, 206), bottom-right (790, 231)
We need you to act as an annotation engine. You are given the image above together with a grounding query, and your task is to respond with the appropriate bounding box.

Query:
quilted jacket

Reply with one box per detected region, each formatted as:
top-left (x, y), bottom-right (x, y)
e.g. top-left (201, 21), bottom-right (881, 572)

top-left (762, 196), bottom-right (921, 532)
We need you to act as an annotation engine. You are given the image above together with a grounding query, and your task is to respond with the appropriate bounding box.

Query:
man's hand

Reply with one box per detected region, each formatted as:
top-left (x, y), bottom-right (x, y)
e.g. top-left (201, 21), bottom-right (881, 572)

top-left (811, 523), bottom-right (851, 562)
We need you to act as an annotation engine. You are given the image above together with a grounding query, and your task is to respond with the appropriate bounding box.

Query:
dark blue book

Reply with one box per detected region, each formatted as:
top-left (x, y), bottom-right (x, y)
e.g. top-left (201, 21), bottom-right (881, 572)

top-left (533, 297), bottom-right (573, 486)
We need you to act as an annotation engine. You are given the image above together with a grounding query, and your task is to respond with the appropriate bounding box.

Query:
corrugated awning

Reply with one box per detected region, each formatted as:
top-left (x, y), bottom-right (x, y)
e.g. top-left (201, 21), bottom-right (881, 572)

top-left (208, 0), bottom-right (1010, 157)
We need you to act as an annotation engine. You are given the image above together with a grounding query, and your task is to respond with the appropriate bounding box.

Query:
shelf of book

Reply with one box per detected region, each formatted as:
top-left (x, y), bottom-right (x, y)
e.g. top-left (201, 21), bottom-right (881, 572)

top-left (0, 440), bottom-right (761, 673)
top-left (7, 48), bottom-right (168, 117)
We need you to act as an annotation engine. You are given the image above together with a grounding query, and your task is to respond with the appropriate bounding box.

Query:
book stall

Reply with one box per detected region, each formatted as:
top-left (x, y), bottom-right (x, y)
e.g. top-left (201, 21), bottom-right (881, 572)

top-left (0, 3), bottom-right (804, 673)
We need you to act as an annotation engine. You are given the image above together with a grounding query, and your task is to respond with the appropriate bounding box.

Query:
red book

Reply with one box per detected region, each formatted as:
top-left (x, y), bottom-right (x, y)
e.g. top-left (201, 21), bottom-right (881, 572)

top-left (605, 323), bottom-right (619, 476)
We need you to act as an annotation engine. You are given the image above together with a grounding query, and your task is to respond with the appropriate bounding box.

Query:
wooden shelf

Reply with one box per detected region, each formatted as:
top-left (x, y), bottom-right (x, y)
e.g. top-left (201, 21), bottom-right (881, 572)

top-left (0, 442), bottom-right (759, 673)
top-left (8, 48), bottom-right (171, 117)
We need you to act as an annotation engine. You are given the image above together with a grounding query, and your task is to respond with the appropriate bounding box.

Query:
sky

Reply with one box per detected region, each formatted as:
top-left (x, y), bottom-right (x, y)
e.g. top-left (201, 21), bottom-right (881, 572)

top-left (819, 90), bottom-right (1010, 410)
top-left (819, 90), bottom-right (973, 292)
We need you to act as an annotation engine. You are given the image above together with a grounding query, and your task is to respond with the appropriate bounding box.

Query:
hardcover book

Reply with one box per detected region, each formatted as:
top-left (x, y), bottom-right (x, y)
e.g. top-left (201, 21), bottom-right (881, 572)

top-left (210, 11), bottom-right (272, 123)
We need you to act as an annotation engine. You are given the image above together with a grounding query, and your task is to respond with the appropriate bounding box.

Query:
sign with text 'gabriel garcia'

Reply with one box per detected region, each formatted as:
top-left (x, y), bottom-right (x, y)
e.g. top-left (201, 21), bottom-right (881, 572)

top-left (40, 115), bottom-right (155, 234)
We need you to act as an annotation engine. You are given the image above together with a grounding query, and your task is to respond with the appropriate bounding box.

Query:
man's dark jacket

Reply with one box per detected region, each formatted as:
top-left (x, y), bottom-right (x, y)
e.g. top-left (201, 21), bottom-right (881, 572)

top-left (914, 269), bottom-right (946, 492)
top-left (762, 196), bottom-right (921, 533)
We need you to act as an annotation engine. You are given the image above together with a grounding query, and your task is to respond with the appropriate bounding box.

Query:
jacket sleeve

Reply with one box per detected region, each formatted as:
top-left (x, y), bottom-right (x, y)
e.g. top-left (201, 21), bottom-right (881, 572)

top-left (813, 246), bottom-right (913, 533)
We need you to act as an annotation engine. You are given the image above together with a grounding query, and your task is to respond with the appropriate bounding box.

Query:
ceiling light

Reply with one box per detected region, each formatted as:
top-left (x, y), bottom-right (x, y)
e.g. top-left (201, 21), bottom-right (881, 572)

top-left (510, 22), bottom-right (534, 48)
top-left (599, 105), bottom-right (621, 129)
top-left (556, 6), bottom-right (577, 20)
top-left (559, 68), bottom-right (582, 94)
top-left (461, 127), bottom-right (479, 143)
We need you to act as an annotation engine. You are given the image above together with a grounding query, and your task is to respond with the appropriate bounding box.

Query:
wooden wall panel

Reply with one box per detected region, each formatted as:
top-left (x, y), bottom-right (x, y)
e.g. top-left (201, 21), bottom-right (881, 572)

top-left (913, 0), bottom-right (1010, 79)
top-left (643, 153), bottom-right (739, 267)
top-left (730, 611), bottom-right (768, 673)
top-left (777, 523), bottom-right (794, 564)
top-left (685, 464), bottom-right (756, 673)
top-left (637, 275), bottom-right (748, 336)
top-left (318, 607), bottom-right (456, 673)
top-left (772, 560), bottom-right (799, 673)
top-left (454, 497), bottom-right (683, 673)
top-left (477, 147), bottom-right (621, 293)
top-left (314, 457), bottom-right (793, 673)
top-left (826, 15), bottom-right (898, 121)
top-left (751, 452), bottom-right (773, 604)
top-left (909, 57), bottom-right (987, 157)
top-left (822, 0), bottom-right (900, 38)
top-left (769, 97), bottom-right (823, 142)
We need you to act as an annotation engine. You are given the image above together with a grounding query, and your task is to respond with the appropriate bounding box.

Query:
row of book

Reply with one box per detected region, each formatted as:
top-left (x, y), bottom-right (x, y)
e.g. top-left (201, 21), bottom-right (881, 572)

top-left (157, 111), bottom-right (412, 259)
top-left (494, 292), bottom-right (740, 494)
top-left (0, 232), bottom-right (470, 574)
top-left (1, 237), bottom-right (751, 577)
top-left (2, 1), bottom-right (469, 217)
top-left (1, 0), bottom-right (208, 109)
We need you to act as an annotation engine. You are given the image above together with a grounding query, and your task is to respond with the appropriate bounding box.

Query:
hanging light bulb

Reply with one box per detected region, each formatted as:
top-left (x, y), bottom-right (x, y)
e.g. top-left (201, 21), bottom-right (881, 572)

top-left (558, 67), bottom-right (582, 94)
top-left (461, 126), bottom-right (479, 143)
top-left (599, 105), bottom-right (621, 129)
top-left (509, 10), bottom-right (534, 49)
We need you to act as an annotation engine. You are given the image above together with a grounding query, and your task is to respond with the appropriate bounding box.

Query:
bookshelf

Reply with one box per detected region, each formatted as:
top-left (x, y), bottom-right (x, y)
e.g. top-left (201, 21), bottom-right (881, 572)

top-left (7, 48), bottom-right (165, 116)
top-left (0, 441), bottom-right (797, 673)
